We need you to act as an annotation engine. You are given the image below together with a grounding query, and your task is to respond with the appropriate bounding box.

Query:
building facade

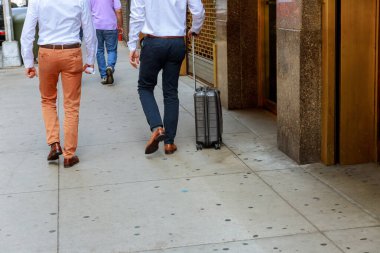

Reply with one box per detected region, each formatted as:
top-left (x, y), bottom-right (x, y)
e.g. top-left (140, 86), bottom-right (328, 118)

top-left (121, 0), bottom-right (380, 166)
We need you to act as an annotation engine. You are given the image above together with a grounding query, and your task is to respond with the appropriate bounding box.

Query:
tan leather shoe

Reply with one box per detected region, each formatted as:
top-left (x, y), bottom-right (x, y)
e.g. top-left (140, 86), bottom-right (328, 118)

top-left (64, 155), bottom-right (80, 168)
top-left (164, 143), bottom-right (177, 155)
top-left (47, 142), bottom-right (62, 161)
top-left (145, 127), bottom-right (165, 154)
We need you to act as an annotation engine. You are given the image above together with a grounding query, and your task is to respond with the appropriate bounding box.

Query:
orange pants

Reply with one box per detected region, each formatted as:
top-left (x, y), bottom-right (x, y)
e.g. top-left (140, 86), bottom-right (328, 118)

top-left (38, 47), bottom-right (83, 159)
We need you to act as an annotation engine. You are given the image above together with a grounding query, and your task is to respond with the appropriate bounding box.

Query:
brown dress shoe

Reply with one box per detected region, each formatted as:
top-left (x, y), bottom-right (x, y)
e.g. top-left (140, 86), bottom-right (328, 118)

top-left (164, 143), bottom-right (177, 155)
top-left (47, 142), bottom-right (63, 161)
top-left (145, 127), bottom-right (165, 154)
top-left (64, 155), bottom-right (80, 168)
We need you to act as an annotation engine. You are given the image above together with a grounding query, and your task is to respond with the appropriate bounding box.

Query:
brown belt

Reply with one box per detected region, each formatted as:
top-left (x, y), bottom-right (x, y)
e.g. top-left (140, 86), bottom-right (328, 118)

top-left (40, 43), bottom-right (81, 50)
top-left (146, 34), bottom-right (184, 39)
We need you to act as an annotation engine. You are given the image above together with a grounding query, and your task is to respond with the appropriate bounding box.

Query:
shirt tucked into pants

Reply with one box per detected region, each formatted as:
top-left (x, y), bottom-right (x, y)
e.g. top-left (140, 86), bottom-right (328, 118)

top-left (128, 0), bottom-right (205, 147)
top-left (20, 0), bottom-right (97, 160)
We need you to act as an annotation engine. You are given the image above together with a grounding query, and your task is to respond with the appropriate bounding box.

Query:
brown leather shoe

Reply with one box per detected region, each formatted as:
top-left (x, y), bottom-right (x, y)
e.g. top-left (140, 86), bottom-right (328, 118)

top-left (145, 127), bottom-right (165, 154)
top-left (47, 142), bottom-right (62, 161)
top-left (164, 143), bottom-right (177, 155)
top-left (64, 155), bottom-right (80, 168)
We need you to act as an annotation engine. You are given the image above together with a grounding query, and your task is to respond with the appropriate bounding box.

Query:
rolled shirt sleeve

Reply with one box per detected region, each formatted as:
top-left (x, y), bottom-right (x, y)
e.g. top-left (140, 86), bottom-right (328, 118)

top-left (81, 0), bottom-right (97, 65)
top-left (127, 0), bottom-right (145, 51)
top-left (114, 0), bottom-right (122, 10)
top-left (20, 0), bottom-right (38, 68)
top-left (188, 0), bottom-right (205, 34)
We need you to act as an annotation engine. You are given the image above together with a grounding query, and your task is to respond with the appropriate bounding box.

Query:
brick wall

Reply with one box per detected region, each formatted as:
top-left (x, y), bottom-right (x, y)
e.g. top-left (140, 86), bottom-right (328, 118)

top-left (121, 0), bottom-right (131, 42)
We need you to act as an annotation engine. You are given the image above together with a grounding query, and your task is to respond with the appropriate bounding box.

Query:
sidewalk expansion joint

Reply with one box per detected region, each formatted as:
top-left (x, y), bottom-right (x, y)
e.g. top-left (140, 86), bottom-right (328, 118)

top-left (57, 171), bottom-right (248, 192)
top-left (127, 231), bottom-right (340, 253)
top-left (306, 170), bottom-right (380, 223)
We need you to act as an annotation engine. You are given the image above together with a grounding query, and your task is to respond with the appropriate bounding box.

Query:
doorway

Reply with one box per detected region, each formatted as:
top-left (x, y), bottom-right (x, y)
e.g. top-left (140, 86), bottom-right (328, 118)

top-left (263, 0), bottom-right (277, 114)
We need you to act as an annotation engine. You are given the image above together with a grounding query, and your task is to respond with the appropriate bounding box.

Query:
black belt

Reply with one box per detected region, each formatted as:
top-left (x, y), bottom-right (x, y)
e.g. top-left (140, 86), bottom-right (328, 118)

top-left (146, 34), bottom-right (184, 39)
top-left (40, 43), bottom-right (81, 49)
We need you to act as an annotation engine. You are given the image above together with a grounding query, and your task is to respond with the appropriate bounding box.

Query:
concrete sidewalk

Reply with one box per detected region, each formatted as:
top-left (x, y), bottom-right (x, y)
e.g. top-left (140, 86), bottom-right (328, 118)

top-left (1, 43), bottom-right (380, 253)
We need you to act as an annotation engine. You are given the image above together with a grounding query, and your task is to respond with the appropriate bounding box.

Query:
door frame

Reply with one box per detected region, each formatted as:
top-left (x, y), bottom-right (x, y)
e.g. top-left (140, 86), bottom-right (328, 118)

top-left (258, 0), bottom-right (277, 114)
top-left (258, 0), bottom-right (266, 108)
top-left (321, 0), bottom-right (337, 165)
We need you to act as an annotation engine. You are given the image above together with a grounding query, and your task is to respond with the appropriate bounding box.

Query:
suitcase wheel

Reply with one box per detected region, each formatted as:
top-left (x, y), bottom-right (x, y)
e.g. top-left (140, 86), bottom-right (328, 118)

top-left (196, 144), bottom-right (203, 150)
top-left (214, 143), bottom-right (221, 150)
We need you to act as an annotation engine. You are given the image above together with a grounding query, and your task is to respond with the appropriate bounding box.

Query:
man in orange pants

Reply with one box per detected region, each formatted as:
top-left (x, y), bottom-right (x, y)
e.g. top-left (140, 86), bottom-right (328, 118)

top-left (21, 0), bottom-right (97, 168)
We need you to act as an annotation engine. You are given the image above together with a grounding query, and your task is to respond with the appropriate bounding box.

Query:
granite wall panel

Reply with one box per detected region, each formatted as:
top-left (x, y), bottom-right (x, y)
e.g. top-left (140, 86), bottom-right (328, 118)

top-left (276, 0), bottom-right (322, 164)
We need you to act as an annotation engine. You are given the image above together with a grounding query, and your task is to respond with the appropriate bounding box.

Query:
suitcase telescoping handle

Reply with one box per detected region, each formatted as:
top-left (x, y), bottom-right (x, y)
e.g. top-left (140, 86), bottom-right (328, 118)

top-left (192, 34), bottom-right (196, 91)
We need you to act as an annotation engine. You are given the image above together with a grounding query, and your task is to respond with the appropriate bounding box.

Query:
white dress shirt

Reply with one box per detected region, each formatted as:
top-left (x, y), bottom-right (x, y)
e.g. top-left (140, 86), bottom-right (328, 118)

top-left (128, 0), bottom-right (205, 51)
top-left (21, 0), bottom-right (97, 68)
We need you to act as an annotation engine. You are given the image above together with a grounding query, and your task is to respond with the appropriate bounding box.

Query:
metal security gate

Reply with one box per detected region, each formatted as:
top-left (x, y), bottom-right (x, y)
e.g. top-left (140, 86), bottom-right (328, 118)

top-left (187, 0), bottom-right (216, 85)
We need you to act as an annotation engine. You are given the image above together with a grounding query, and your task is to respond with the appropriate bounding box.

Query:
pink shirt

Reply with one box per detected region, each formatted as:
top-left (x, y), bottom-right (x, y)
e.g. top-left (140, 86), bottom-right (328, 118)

top-left (90, 0), bottom-right (122, 30)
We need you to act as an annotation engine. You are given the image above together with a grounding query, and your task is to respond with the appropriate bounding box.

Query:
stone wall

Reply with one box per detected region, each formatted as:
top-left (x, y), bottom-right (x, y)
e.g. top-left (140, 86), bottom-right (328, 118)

top-left (276, 0), bottom-right (322, 164)
top-left (216, 0), bottom-right (259, 109)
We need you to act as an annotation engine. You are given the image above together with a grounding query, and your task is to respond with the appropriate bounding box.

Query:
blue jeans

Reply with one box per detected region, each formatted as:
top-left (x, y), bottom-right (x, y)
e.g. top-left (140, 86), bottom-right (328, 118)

top-left (96, 29), bottom-right (118, 78)
top-left (138, 37), bottom-right (186, 144)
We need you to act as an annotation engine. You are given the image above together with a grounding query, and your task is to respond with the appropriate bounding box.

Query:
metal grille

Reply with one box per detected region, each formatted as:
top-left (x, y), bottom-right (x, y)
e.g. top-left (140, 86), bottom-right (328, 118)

top-left (121, 0), bottom-right (130, 41)
top-left (187, 0), bottom-right (216, 61)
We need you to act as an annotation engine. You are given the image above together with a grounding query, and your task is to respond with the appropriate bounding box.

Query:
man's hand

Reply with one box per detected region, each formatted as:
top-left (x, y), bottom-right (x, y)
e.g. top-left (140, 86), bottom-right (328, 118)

top-left (118, 27), bottom-right (124, 35)
top-left (83, 64), bottom-right (95, 74)
top-left (129, 50), bottom-right (140, 69)
top-left (25, 67), bottom-right (38, 78)
top-left (187, 30), bottom-right (200, 39)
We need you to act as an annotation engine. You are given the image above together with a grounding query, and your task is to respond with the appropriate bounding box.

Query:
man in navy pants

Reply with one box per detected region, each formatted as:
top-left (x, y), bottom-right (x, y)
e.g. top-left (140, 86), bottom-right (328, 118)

top-left (128, 0), bottom-right (205, 155)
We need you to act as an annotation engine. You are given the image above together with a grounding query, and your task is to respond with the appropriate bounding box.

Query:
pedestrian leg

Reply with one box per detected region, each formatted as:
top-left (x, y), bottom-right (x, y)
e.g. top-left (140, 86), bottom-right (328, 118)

top-left (162, 38), bottom-right (186, 144)
top-left (38, 48), bottom-right (61, 145)
top-left (60, 48), bottom-right (83, 159)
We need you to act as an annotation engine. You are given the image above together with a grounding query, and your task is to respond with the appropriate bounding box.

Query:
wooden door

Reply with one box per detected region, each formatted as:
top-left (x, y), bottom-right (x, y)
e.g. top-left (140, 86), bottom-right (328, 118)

top-left (339, 0), bottom-right (378, 164)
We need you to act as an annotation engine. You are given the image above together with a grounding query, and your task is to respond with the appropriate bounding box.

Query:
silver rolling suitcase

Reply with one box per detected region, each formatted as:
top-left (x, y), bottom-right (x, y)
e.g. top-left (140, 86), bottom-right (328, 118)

top-left (192, 36), bottom-right (223, 150)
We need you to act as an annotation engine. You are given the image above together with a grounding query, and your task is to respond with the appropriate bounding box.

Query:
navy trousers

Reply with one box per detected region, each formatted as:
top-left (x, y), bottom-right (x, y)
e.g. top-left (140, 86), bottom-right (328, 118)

top-left (138, 37), bottom-right (186, 144)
